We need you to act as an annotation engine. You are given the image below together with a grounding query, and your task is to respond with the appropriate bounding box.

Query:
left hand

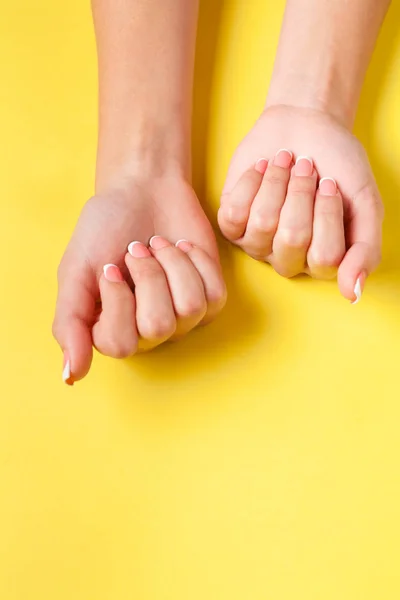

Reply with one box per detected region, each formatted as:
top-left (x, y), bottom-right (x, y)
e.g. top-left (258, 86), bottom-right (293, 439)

top-left (53, 174), bottom-right (226, 385)
top-left (218, 104), bottom-right (384, 303)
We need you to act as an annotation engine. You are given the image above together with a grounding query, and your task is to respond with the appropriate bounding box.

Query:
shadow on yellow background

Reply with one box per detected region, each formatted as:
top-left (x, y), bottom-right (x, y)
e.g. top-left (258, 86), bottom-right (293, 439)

top-left (1, 1), bottom-right (399, 599)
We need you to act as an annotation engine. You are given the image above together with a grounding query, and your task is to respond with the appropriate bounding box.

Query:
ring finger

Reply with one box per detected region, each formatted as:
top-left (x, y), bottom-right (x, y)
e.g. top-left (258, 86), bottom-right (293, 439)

top-left (149, 236), bottom-right (207, 338)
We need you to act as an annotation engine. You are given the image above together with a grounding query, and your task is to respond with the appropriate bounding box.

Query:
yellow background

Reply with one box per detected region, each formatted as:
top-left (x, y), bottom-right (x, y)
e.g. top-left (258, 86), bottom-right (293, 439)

top-left (1, 1), bottom-right (400, 598)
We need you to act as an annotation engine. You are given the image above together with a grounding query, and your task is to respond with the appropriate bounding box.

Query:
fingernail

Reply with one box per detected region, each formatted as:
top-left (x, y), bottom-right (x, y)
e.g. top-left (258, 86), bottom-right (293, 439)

top-left (255, 158), bottom-right (268, 174)
top-left (149, 236), bottom-right (171, 250)
top-left (295, 156), bottom-right (313, 177)
top-left (176, 239), bottom-right (193, 252)
top-left (128, 241), bottom-right (151, 258)
top-left (63, 352), bottom-right (74, 386)
top-left (352, 275), bottom-right (364, 305)
top-left (319, 177), bottom-right (337, 196)
top-left (103, 263), bottom-right (124, 282)
top-left (274, 149), bottom-right (293, 169)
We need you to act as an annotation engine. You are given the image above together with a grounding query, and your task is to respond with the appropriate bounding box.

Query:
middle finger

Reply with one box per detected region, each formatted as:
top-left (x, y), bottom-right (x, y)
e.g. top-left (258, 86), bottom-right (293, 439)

top-left (271, 157), bottom-right (317, 278)
top-left (149, 236), bottom-right (207, 338)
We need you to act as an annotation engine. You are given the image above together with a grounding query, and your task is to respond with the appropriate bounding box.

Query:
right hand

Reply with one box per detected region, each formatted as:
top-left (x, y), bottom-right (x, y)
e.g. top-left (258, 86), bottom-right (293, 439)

top-left (218, 105), bottom-right (384, 302)
top-left (52, 176), bottom-right (227, 385)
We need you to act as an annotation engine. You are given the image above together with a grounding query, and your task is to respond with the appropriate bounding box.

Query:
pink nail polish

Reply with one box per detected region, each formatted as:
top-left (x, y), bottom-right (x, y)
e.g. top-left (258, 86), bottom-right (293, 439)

top-left (319, 177), bottom-right (337, 196)
top-left (128, 241), bottom-right (151, 258)
top-left (63, 352), bottom-right (74, 386)
top-left (149, 236), bottom-right (171, 250)
top-left (274, 149), bottom-right (293, 169)
top-left (176, 239), bottom-right (193, 252)
top-left (255, 158), bottom-right (268, 174)
top-left (295, 156), bottom-right (313, 177)
top-left (103, 264), bottom-right (124, 282)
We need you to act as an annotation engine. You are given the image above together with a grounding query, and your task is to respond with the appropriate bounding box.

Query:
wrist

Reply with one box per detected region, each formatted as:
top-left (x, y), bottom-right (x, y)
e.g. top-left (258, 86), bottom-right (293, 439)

top-left (266, 65), bottom-right (357, 130)
top-left (95, 115), bottom-right (191, 194)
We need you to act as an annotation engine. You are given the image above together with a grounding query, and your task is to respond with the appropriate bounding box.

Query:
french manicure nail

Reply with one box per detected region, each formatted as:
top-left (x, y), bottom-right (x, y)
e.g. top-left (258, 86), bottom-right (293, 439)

top-left (128, 241), bottom-right (151, 258)
top-left (319, 177), bottom-right (337, 196)
top-left (295, 156), bottom-right (313, 177)
top-left (274, 149), bottom-right (293, 169)
top-left (176, 239), bottom-right (193, 252)
top-left (149, 235), bottom-right (171, 250)
top-left (63, 353), bottom-right (74, 386)
top-left (255, 158), bottom-right (268, 174)
top-left (352, 277), bottom-right (363, 305)
top-left (103, 263), bottom-right (124, 282)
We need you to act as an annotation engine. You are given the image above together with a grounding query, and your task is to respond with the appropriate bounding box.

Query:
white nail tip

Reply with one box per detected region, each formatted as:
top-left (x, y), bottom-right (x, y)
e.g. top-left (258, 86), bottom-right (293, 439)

top-left (128, 241), bottom-right (141, 255)
top-left (103, 263), bottom-right (117, 276)
top-left (276, 148), bottom-right (293, 158)
top-left (352, 278), bottom-right (362, 305)
top-left (255, 157), bottom-right (268, 165)
top-left (320, 177), bottom-right (337, 185)
top-left (296, 155), bottom-right (313, 166)
top-left (62, 360), bottom-right (71, 383)
top-left (175, 239), bottom-right (189, 247)
top-left (149, 236), bottom-right (160, 249)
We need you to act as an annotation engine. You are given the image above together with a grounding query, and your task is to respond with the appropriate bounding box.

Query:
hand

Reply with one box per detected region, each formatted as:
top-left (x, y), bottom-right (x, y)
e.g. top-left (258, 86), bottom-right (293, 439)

top-left (53, 176), bottom-right (226, 384)
top-left (218, 105), bottom-right (384, 302)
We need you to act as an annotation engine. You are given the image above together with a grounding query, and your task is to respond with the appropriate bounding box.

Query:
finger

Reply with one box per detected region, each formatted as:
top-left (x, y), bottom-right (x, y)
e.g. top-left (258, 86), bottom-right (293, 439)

top-left (218, 159), bottom-right (267, 242)
top-left (272, 157), bottom-right (316, 278)
top-left (338, 184), bottom-right (384, 303)
top-left (175, 239), bottom-right (227, 325)
top-left (52, 261), bottom-right (95, 385)
top-left (307, 178), bottom-right (346, 280)
top-left (242, 149), bottom-right (293, 259)
top-left (125, 241), bottom-right (176, 346)
top-left (149, 236), bottom-right (207, 338)
top-left (92, 264), bottom-right (138, 358)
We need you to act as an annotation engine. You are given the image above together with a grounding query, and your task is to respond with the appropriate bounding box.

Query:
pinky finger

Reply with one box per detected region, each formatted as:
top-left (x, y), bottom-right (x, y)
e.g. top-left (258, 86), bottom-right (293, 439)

top-left (175, 240), bottom-right (227, 324)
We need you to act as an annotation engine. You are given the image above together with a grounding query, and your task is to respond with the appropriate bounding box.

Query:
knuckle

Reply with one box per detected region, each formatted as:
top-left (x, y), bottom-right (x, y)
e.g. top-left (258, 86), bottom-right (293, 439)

top-left (140, 314), bottom-right (176, 341)
top-left (251, 211), bottom-right (279, 235)
top-left (102, 337), bottom-right (137, 359)
top-left (273, 263), bottom-right (299, 279)
top-left (223, 205), bottom-right (247, 226)
top-left (279, 227), bottom-right (310, 249)
top-left (51, 319), bottom-right (61, 342)
top-left (265, 171), bottom-right (285, 187)
top-left (56, 259), bottom-right (68, 283)
top-left (309, 248), bottom-right (343, 268)
top-left (131, 262), bottom-right (163, 283)
top-left (177, 296), bottom-right (207, 319)
top-left (207, 282), bottom-right (228, 307)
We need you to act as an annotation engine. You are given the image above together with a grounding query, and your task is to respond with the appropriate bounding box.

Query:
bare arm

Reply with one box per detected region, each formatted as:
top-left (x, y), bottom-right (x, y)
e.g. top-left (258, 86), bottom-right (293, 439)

top-left (54, 0), bottom-right (228, 385)
top-left (219, 0), bottom-right (390, 302)
top-left (267, 0), bottom-right (392, 128)
top-left (91, 0), bottom-right (199, 192)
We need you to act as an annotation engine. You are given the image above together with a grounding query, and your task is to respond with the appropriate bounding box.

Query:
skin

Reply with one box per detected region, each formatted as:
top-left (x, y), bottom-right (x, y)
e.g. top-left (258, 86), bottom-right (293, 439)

top-left (219, 0), bottom-right (390, 300)
top-left (54, 0), bottom-right (391, 384)
top-left (53, 0), bottom-right (227, 384)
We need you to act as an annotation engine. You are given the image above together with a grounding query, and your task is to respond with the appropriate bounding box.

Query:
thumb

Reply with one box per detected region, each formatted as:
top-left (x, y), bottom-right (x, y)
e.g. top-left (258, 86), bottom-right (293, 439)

top-left (338, 184), bottom-right (383, 303)
top-left (52, 262), bottom-right (96, 385)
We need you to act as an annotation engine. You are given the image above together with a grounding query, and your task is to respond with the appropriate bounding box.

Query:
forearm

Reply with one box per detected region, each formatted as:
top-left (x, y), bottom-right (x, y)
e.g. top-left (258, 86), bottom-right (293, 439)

top-left (92, 0), bottom-right (199, 191)
top-left (266, 0), bottom-right (391, 129)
